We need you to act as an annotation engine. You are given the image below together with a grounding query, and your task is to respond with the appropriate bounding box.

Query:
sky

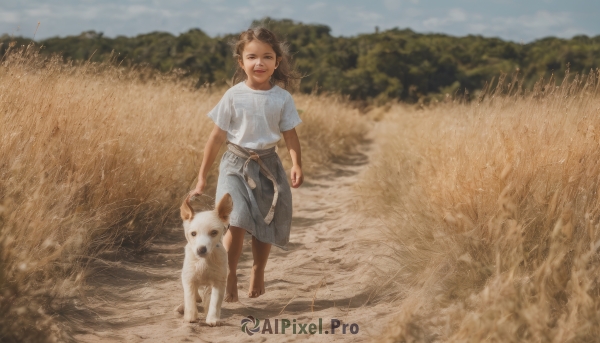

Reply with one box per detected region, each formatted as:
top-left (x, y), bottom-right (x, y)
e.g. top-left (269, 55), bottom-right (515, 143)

top-left (1, 0), bottom-right (599, 43)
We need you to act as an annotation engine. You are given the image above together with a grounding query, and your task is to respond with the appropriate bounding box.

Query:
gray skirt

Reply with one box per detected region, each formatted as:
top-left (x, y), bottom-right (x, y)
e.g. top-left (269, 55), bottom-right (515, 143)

top-left (215, 148), bottom-right (292, 250)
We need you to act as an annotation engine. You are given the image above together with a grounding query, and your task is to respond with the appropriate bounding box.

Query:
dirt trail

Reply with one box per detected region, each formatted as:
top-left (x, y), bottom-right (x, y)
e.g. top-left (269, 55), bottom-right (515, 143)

top-left (70, 137), bottom-right (395, 342)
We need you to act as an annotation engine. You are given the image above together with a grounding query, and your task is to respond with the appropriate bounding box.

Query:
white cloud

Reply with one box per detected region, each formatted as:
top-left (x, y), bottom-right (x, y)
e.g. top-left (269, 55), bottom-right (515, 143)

top-left (420, 9), bottom-right (586, 41)
top-left (467, 23), bottom-right (487, 33)
top-left (383, 0), bottom-right (402, 11)
top-left (423, 8), bottom-right (468, 29)
top-left (474, 10), bottom-right (583, 40)
top-left (448, 8), bottom-right (467, 22)
top-left (25, 6), bottom-right (53, 18)
top-left (337, 5), bottom-right (382, 23)
top-left (403, 7), bottom-right (422, 17)
top-left (76, 7), bottom-right (102, 20)
top-left (382, 0), bottom-right (421, 11)
top-left (126, 5), bottom-right (159, 16)
top-left (308, 2), bottom-right (326, 11)
top-left (509, 11), bottom-right (570, 30)
top-left (0, 11), bottom-right (19, 24)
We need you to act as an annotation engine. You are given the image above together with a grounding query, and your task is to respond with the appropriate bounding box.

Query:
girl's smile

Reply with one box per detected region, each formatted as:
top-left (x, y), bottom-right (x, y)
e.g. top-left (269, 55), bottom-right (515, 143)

top-left (239, 40), bottom-right (281, 90)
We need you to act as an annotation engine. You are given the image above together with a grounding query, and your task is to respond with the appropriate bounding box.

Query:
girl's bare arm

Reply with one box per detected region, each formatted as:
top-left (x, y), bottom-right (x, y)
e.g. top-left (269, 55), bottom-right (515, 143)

top-left (191, 124), bottom-right (227, 196)
top-left (282, 128), bottom-right (303, 188)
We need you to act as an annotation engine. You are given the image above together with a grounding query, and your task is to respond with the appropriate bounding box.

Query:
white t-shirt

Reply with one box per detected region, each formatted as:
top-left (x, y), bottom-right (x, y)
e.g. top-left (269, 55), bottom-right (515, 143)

top-left (207, 82), bottom-right (302, 150)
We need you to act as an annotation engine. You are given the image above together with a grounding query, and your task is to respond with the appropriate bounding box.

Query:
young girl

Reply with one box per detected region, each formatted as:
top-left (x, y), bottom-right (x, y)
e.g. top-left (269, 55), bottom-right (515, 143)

top-left (189, 27), bottom-right (303, 302)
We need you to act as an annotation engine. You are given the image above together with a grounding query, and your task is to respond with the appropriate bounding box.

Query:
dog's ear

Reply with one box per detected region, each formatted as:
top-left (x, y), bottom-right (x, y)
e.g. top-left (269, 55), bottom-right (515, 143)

top-left (180, 194), bottom-right (195, 221)
top-left (215, 193), bottom-right (233, 223)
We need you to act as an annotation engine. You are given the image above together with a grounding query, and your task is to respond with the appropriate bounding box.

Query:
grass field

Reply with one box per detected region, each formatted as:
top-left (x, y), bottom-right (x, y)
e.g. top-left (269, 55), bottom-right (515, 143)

top-left (363, 72), bottom-right (600, 342)
top-left (0, 45), bottom-right (368, 342)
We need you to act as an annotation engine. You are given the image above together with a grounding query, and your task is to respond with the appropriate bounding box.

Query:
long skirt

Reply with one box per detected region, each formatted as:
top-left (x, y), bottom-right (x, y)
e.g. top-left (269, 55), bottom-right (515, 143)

top-left (215, 148), bottom-right (292, 250)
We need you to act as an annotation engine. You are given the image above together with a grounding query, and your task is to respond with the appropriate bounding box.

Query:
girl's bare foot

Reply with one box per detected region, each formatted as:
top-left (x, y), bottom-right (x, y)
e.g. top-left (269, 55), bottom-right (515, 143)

top-left (224, 273), bottom-right (238, 302)
top-left (249, 236), bottom-right (271, 298)
top-left (248, 266), bottom-right (265, 298)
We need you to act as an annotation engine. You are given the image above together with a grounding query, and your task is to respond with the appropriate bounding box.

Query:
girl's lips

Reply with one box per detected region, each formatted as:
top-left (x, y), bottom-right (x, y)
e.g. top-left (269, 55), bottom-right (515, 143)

top-left (254, 70), bottom-right (266, 73)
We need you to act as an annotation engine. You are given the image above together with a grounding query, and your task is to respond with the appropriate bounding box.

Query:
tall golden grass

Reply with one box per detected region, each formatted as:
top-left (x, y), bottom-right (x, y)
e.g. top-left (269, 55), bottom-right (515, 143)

top-left (366, 72), bottom-right (600, 342)
top-left (0, 45), bottom-right (368, 342)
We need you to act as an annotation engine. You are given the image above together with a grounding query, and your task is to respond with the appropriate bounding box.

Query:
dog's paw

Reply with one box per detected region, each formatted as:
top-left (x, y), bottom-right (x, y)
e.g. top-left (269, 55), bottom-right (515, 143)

top-left (174, 304), bottom-right (184, 315)
top-left (206, 317), bottom-right (221, 327)
top-left (183, 314), bottom-right (199, 323)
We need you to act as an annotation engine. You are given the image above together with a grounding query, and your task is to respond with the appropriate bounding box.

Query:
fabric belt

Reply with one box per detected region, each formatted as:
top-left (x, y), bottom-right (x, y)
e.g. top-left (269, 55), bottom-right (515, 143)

top-left (226, 141), bottom-right (279, 225)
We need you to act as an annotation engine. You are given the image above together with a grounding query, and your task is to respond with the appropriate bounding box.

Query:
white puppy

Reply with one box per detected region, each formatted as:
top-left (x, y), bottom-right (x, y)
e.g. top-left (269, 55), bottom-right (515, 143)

top-left (176, 193), bottom-right (232, 326)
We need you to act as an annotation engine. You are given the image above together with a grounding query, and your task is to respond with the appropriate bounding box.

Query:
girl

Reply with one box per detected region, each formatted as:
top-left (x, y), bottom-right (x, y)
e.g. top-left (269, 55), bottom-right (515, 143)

top-left (190, 27), bottom-right (303, 302)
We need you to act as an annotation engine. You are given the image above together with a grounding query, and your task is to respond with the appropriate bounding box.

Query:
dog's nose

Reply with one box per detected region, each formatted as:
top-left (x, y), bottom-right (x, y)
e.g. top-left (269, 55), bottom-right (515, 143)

top-left (197, 246), bottom-right (207, 255)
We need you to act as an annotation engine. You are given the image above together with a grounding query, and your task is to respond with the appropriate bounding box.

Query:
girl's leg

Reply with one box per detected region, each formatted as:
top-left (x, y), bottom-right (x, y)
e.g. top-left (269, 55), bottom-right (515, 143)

top-left (249, 236), bottom-right (271, 298)
top-left (223, 226), bottom-right (245, 302)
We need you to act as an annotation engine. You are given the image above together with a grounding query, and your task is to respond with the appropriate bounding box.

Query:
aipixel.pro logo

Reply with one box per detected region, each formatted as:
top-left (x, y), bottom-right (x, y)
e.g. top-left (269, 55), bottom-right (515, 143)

top-left (240, 316), bottom-right (359, 336)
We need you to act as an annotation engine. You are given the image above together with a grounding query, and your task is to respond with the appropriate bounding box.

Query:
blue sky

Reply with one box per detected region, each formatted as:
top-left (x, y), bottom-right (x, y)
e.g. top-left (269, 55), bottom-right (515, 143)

top-left (1, 0), bottom-right (599, 42)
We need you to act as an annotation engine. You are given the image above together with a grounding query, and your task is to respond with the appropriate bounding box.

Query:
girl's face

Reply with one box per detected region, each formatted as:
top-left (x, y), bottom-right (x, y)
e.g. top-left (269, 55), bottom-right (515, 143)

top-left (238, 39), bottom-right (281, 90)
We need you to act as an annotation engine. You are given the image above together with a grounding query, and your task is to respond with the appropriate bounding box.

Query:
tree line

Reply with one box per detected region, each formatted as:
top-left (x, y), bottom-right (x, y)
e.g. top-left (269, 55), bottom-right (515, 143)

top-left (2, 18), bottom-right (600, 102)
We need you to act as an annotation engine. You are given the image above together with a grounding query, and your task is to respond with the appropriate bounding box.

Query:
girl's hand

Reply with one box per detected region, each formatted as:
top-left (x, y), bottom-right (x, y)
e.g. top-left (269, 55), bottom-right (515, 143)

top-left (290, 165), bottom-right (303, 188)
top-left (190, 178), bottom-right (206, 198)
top-left (191, 124), bottom-right (227, 198)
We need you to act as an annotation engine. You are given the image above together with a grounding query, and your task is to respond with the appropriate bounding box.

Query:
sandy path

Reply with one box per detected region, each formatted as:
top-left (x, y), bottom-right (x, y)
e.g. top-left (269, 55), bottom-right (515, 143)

top-left (70, 138), bottom-right (395, 342)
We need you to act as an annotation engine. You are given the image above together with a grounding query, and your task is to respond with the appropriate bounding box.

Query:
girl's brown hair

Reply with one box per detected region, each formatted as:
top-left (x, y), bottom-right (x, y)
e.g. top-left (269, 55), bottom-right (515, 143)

top-left (232, 27), bottom-right (300, 91)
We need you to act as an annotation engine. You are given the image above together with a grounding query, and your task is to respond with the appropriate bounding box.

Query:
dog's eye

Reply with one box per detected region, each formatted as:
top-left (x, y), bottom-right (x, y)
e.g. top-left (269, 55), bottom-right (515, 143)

top-left (210, 230), bottom-right (218, 236)
top-left (191, 232), bottom-right (196, 237)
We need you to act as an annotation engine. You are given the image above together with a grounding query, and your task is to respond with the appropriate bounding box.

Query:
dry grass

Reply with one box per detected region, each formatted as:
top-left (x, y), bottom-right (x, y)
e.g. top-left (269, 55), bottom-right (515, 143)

top-left (365, 72), bottom-right (600, 342)
top-left (0, 45), bottom-right (367, 342)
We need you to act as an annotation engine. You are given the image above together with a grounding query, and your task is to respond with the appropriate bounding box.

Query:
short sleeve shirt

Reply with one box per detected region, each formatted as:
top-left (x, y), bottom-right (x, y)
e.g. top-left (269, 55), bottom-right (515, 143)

top-left (207, 82), bottom-right (302, 150)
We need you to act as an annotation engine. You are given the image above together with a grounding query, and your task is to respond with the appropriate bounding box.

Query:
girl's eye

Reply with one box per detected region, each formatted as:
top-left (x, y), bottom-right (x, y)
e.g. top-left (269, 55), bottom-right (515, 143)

top-left (211, 230), bottom-right (218, 236)
top-left (191, 232), bottom-right (196, 236)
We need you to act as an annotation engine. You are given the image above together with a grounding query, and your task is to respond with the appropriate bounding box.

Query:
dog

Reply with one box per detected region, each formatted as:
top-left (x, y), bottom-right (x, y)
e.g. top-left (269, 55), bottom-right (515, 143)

top-left (175, 193), bottom-right (232, 326)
